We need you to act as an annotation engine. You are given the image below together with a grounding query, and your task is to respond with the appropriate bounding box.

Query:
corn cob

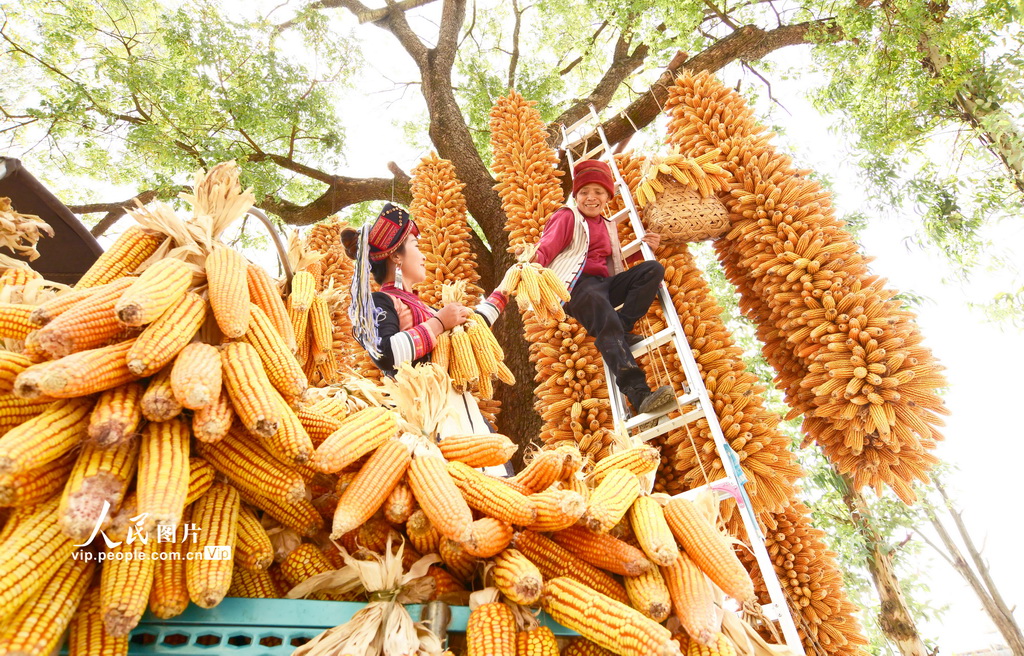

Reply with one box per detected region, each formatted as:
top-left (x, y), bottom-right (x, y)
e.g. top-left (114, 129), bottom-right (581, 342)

top-left (77, 225), bottom-right (164, 288)
top-left (235, 503), bottom-right (274, 570)
top-left (438, 432), bottom-right (516, 468)
top-left (464, 517), bottom-right (514, 558)
top-left (432, 330), bottom-right (451, 370)
top-left (99, 490), bottom-right (137, 544)
top-left (0, 397), bottom-right (93, 476)
top-left (68, 585), bottom-right (130, 656)
top-left (169, 342), bottom-right (221, 409)
top-left (383, 479), bottom-right (415, 525)
top-left (510, 449), bottom-right (565, 493)
top-left (0, 392), bottom-right (50, 433)
top-left (115, 258), bottom-right (193, 326)
top-left (246, 262), bottom-right (296, 351)
top-left (409, 455), bottom-right (475, 544)
top-left (345, 515), bottom-right (400, 557)
top-left (516, 626), bottom-right (560, 656)
top-left (296, 407), bottom-right (342, 446)
top-left (228, 566), bottom-right (282, 599)
top-left (137, 418), bottom-right (190, 532)
top-left (330, 439), bottom-right (410, 538)
top-left (235, 485), bottom-right (323, 538)
top-left (29, 284), bottom-right (100, 326)
top-left (562, 638), bottom-right (617, 656)
top-left (312, 406), bottom-right (398, 473)
top-left (0, 350), bottom-right (32, 392)
top-left (466, 602), bottom-right (516, 656)
top-left (582, 469), bottom-right (641, 533)
top-left (491, 547), bottom-right (542, 605)
top-left (514, 530), bottom-right (628, 604)
top-left (187, 482), bottom-right (240, 608)
top-left (439, 536), bottom-right (478, 583)
top-left (406, 508), bottom-right (442, 555)
top-left (527, 488), bottom-right (587, 532)
top-left (259, 394), bottom-right (314, 466)
top-left (447, 461), bottom-right (537, 525)
top-left (150, 515), bottom-right (191, 619)
top-left (448, 324), bottom-right (479, 391)
top-left (242, 303), bottom-right (308, 401)
top-left (31, 277), bottom-right (134, 358)
top-left (0, 303), bottom-right (37, 340)
top-left (542, 577), bottom-right (682, 656)
top-left (19, 339), bottom-right (139, 399)
top-left (87, 382), bottom-right (144, 447)
top-left (196, 428), bottom-right (306, 503)
top-left (221, 341), bottom-right (281, 438)
top-left (664, 498), bottom-right (754, 603)
top-left (279, 543), bottom-right (349, 601)
top-left (125, 290), bottom-right (207, 375)
top-left (141, 367), bottom-right (183, 422)
top-left (590, 445), bottom-right (661, 484)
top-left (551, 525), bottom-right (652, 577)
top-left (185, 456), bottom-right (216, 506)
top-left (192, 386), bottom-right (234, 443)
top-left (625, 564), bottom-right (672, 622)
top-left (0, 555), bottom-right (94, 654)
top-left (205, 245), bottom-right (250, 337)
top-left (629, 496), bottom-right (678, 567)
top-left (661, 549), bottom-right (719, 646)
top-left (0, 450), bottom-right (74, 507)
top-left (101, 537), bottom-right (156, 636)
top-left (59, 437), bottom-right (137, 542)
top-left (309, 293), bottom-right (333, 353)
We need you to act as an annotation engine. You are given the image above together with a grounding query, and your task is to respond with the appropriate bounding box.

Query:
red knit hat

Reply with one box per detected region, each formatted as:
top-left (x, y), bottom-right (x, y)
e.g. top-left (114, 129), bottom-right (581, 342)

top-left (572, 159), bottom-right (615, 197)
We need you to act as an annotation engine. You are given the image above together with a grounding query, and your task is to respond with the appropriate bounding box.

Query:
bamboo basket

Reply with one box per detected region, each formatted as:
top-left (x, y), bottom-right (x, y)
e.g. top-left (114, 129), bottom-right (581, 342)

top-left (642, 180), bottom-right (729, 243)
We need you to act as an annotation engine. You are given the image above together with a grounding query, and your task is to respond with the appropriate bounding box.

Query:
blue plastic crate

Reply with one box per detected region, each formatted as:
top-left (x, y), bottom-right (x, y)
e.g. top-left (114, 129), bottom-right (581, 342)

top-left (62, 598), bottom-right (575, 655)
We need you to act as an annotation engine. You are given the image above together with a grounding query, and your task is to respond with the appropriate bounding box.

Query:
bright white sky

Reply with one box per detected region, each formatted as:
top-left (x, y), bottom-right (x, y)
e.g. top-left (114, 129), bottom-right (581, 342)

top-left (80, 1), bottom-right (1023, 652)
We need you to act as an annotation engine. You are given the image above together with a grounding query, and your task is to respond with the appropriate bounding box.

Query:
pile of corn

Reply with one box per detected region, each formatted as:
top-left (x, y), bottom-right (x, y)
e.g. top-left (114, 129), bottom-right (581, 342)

top-left (664, 72), bottom-right (948, 504)
top-left (490, 91), bottom-right (613, 464)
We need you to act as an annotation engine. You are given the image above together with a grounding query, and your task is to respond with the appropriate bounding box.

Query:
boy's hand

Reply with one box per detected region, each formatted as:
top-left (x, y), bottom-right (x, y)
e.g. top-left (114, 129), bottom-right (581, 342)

top-left (436, 302), bottom-right (470, 330)
top-left (641, 232), bottom-right (662, 251)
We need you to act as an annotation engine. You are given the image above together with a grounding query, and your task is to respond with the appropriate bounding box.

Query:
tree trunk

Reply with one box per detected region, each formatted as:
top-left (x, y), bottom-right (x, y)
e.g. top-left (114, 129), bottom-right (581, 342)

top-left (923, 481), bottom-right (1024, 655)
top-left (840, 474), bottom-right (929, 656)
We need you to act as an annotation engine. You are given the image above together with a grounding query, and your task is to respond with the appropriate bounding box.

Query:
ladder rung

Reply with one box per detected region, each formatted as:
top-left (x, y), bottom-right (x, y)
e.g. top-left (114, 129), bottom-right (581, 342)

top-left (560, 115), bottom-right (594, 139)
top-left (582, 142), bottom-right (607, 160)
top-left (671, 477), bottom-right (736, 503)
top-left (608, 207), bottom-right (630, 224)
top-left (628, 405), bottom-right (705, 440)
top-left (621, 237), bottom-right (642, 259)
top-left (629, 327), bottom-right (676, 355)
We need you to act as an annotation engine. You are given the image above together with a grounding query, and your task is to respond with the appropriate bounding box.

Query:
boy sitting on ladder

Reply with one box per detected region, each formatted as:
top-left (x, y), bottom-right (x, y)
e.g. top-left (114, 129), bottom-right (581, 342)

top-left (532, 159), bottom-right (675, 416)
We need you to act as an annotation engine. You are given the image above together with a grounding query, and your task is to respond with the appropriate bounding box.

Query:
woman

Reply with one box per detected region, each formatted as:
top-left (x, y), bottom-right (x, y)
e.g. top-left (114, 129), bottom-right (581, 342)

top-left (341, 203), bottom-right (510, 437)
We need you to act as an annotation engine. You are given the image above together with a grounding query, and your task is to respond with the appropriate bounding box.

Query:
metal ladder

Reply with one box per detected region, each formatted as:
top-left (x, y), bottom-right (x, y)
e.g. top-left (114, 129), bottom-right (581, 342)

top-left (559, 105), bottom-right (804, 652)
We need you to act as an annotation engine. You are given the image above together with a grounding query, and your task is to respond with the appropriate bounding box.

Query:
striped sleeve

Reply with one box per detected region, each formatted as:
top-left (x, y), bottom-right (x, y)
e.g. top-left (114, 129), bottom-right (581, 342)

top-left (388, 323), bottom-right (436, 367)
top-left (473, 290), bottom-right (507, 327)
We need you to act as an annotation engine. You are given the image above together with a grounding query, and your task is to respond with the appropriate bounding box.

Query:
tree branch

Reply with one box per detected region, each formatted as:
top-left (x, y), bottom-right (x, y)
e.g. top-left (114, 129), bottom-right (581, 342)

top-left (67, 189), bottom-right (163, 238)
top-left (278, 0), bottom-right (439, 29)
top-left (550, 19), bottom-right (841, 154)
top-left (434, 0), bottom-right (466, 66)
top-left (507, 0), bottom-right (524, 90)
top-left (258, 163), bottom-right (412, 225)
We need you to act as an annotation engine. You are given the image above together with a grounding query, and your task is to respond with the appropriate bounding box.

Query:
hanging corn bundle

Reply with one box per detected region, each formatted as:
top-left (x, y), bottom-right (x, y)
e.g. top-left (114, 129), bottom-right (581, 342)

top-left (665, 71), bottom-right (948, 503)
top-left (490, 91), bottom-right (613, 463)
top-left (502, 257), bottom-right (571, 322)
top-left (738, 501), bottom-right (869, 656)
top-left (410, 152), bottom-right (485, 308)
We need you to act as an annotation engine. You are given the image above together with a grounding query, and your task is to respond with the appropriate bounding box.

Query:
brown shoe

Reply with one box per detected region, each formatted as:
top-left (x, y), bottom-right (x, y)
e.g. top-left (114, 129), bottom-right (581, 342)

top-left (638, 385), bottom-right (675, 414)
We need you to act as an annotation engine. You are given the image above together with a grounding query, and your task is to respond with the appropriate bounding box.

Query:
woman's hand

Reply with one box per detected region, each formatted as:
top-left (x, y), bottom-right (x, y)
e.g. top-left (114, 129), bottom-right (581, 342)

top-left (641, 231), bottom-right (661, 251)
top-left (436, 302), bottom-right (471, 330)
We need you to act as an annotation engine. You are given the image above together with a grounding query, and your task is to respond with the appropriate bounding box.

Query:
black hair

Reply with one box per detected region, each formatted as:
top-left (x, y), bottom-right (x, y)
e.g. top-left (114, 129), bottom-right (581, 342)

top-left (340, 227), bottom-right (407, 285)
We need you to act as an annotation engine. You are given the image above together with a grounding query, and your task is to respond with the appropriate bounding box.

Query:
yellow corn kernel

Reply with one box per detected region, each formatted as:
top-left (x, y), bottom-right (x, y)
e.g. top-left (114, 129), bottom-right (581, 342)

top-left (629, 495), bottom-right (679, 567)
top-left (246, 263), bottom-right (295, 352)
top-left (541, 577), bottom-right (681, 656)
top-left (32, 277), bottom-right (134, 358)
top-left (312, 406), bottom-right (398, 473)
top-left (463, 516), bottom-right (513, 558)
top-left (446, 461), bottom-right (536, 525)
top-left (68, 585), bottom-right (130, 655)
top-left (126, 290), bottom-right (207, 376)
top-left (551, 525), bottom-right (652, 577)
top-left (185, 456), bottom-right (216, 506)
top-left (664, 498), bottom-right (755, 604)
top-left (466, 602), bottom-right (516, 656)
top-left (228, 566), bottom-right (282, 599)
top-left (527, 488), bottom-right (587, 532)
top-left (187, 482), bottom-right (240, 608)
top-left (589, 445), bottom-right (661, 484)
top-left (439, 432), bottom-right (517, 468)
top-left (235, 503), bottom-right (274, 571)
top-left (221, 341), bottom-right (281, 438)
top-left (309, 293), bottom-right (333, 354)
top-left (0, 556), bottom-right (94, 654)
top-left (196, 426), bottom-right (306, 503)
top-left (150, 519), bottom-right (190, 620)
top-left (137, 418), bottom-right (190, 531)
top-left (170, 342), bottom-right (222, 410)
top-left (242, 303), bottom-right (307, 401)
top-left (19, 339), bottom-right (140, 399)
top-left (331, 439), bottom-right (410, 538)
top-left (0, 450), bottom-right (75, 507)
top-left (492, 548), bottom-right (542, 605)
top-left (114, 258), bottom-right (193, 326)
top-left (661, 549), bottom-right (719, 646)
top-left (59, 437), bottom-right (138, 542)
top-left (408, 455), bottom-right (474, 544)
top-left (582, 468), bottom-right (641, 533)
top-left (77, 225), bottom-right (164, 288)
top-left (206, 245), bottom-right (251, 338)
top-left (87, 382), bottom-right (145, 448)
top-left (625, 565), bottom-right (672, 623)
top-left (100, 538), bottom-right (156, 636)
top-left (516, 626), bottom-right (560, 656)
top-left (0, 350), bottom-right (33, 392)
top-left (513, 530), bottom-right (628, 604)
top-left (510, 449), bottom-right (565, 493)
top-left (0, 498), bottom-right (77, 618)
top-left (235, 485), bottom-right (323, 539)
top-left (0, 396), bottom-right (94, 476)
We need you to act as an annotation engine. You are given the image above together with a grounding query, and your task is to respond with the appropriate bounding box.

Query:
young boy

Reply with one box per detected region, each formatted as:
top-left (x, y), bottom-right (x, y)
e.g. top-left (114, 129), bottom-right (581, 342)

top-left (533, 159), bottom-right (675, 415)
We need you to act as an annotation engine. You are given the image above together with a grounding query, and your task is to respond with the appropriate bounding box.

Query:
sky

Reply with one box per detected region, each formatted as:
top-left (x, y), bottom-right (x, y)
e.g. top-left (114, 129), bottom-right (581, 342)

top-left (42, 0), bottom-right (1024, 652)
